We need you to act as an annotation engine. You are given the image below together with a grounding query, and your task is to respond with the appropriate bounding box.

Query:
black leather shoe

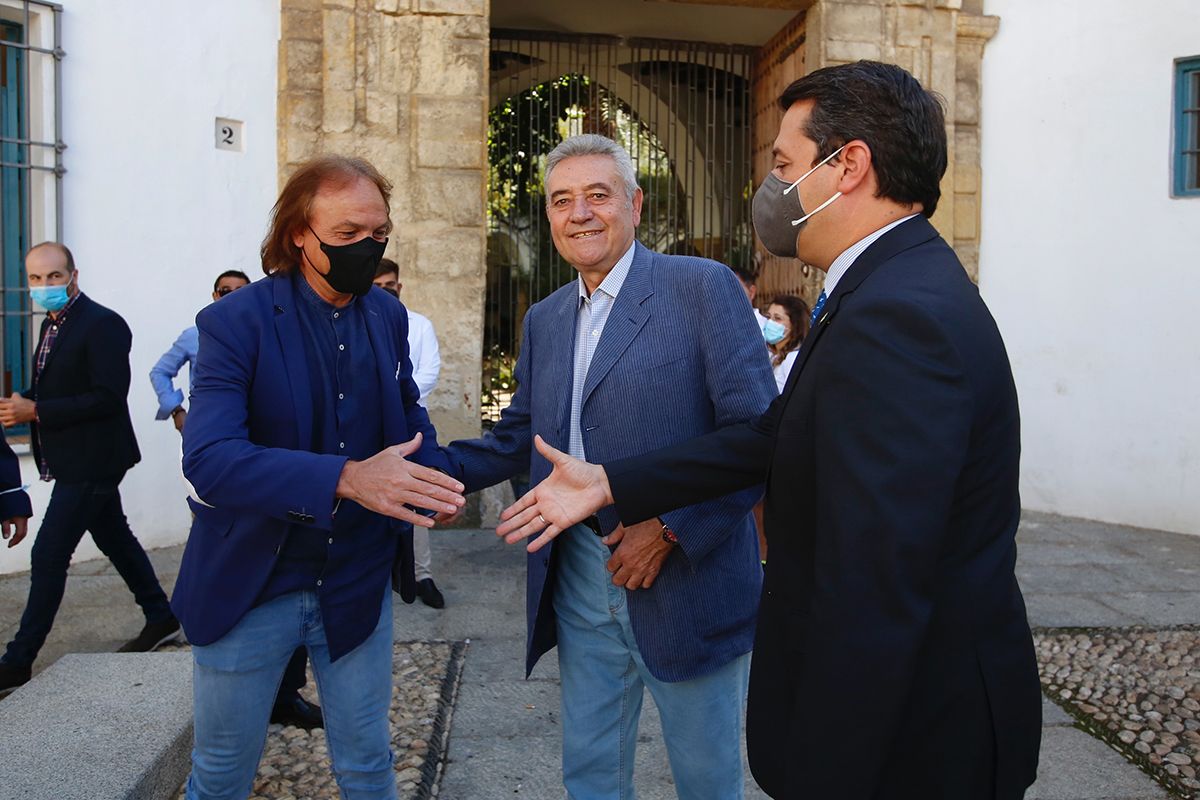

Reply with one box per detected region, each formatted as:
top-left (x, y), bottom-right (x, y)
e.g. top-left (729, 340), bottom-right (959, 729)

top-left (117, 616), bottom-right (182, 652)
top-left (270, 694), bottom-right (324, 730)
top-left (417, 578), bottom-right (445, 609)
top-left (0, 661), bottom-right (31, 699)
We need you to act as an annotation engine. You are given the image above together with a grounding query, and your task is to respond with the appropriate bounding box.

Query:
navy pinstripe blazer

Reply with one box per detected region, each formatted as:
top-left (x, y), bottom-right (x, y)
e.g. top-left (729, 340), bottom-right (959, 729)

top-left (446, 242), bottom-right (777, 681)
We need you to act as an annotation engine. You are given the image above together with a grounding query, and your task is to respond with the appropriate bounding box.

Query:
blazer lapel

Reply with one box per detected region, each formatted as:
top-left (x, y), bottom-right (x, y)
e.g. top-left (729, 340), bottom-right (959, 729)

top-left (768, 216), bottom-right (941, 463)
top-left (552, 287), bottom-right (580, 443)
top-left (579, 244), bottom-right (653, 407)
top-left (271, 276), bottom-right (314, 451)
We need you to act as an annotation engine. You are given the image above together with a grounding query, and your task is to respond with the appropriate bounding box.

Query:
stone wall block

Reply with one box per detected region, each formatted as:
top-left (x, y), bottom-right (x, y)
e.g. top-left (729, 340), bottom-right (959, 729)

top-left (415, 17), bottom-right (486, 96)
top-left (416, 0), bottom-right (486, 16)
top-left (935, 0), bottom-right (963, 9)
top-left (415, 96), bottom-right (484, 169)
top-left (415, 227), bottom-right (485, 278)
top-left (374, 0), bottom-right (411, 12)
top-left (825, 39), bottom-right (881, 63)
top-left (824, 3), bottom-right (883, 41)
top-left (372, 15), bottom-right (420, 94)
top-left (365, 88), bottom-right (399, 133)
top-left (283, 9), bottom-right (322, 41)
top-left (414, 169), bottom-right (485, 226)
top-left (322, 8), bottom-right (357, 132)
top-left (284, 91), bottom-right (323, 134)
top-left (952, 192), bottom-right (977, 241)
top-left (322, 0), bottom-right (356, 8)
top-left (283, 40), bottom-right (323, 91)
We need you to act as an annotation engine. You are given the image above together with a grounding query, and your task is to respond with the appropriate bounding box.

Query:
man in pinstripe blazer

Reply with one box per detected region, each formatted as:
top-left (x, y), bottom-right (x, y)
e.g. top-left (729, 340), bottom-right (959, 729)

top-left (443, 134), bottom-right (776, 799)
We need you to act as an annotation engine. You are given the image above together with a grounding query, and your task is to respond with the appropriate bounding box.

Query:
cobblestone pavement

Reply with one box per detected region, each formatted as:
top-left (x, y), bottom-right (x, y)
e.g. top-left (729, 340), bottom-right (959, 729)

top-left (166, 640), bottom-right (465, 799)
top-left (1037, 627), bottom-right (1200, 798)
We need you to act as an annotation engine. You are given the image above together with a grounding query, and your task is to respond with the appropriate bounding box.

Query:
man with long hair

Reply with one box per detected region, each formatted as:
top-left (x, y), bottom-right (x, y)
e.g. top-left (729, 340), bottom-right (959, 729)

top-left (171, 155), bottom-right (465, 799)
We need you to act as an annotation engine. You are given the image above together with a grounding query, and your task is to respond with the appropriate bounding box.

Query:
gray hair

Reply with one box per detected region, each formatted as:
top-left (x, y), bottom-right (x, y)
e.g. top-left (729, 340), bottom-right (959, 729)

top-left (544, 134), bottom-right (639, 204)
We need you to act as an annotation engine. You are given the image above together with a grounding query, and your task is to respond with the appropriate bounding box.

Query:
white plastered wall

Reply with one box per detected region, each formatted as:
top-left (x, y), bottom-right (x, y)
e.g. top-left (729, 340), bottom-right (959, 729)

top-left (980, 0), bottom-right (1199, 535)
top-left (1, 0), bottom-right (280, 574)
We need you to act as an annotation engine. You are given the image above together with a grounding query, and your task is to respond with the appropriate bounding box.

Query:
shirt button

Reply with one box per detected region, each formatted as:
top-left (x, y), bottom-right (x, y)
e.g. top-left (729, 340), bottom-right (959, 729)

top-left (592, 330), bottom-right (599, 336)
top-left (339, 344), bottom-right (345, 351)
top-left (339, 442), bottom-right (345, 449)
top-left (333, 312), bottom-right (339, 319)
top-left (328, 538), bottom-right (334, 545)
top-left (338, 393), bottom-right (344, 400)
top-left (316, 579), bottom-right (323, 587)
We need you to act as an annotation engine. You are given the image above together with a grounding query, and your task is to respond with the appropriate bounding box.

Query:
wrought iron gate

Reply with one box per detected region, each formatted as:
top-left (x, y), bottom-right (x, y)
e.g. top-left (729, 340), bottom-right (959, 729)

top-left (484, 30), bottom-right (754, 422)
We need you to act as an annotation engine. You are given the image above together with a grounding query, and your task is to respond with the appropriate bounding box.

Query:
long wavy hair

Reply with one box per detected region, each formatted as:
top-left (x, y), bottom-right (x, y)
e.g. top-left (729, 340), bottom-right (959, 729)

top-left (260, 155), bottom-right (393, 276)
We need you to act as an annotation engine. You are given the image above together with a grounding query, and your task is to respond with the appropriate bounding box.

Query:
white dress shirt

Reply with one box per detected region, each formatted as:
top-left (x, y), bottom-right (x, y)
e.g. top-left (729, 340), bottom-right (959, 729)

top-left (821, 214), bottom-right (919, 298)
top-left (405, 308), bottom-right (440, 403)
top-left (772, 349), bottom-right (798, 394)
top-left (567, 241), bottom-right (637, 461)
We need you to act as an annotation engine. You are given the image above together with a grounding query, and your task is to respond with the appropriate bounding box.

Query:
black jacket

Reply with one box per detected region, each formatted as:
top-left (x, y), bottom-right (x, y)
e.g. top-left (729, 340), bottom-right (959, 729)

top-left (0, 428), bottom-right (31, 519)
top-left (606, 217), bottom-right (1041, 800)
top-left (24, 293), bottom-right (140, 482)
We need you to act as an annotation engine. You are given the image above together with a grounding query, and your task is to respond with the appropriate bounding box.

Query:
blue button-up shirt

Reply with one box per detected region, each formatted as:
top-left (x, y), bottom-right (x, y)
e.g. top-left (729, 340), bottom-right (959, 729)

top-left (149, 326), bottom-right (198, 420)
top-left (256, 275), bottom-right (387, 626)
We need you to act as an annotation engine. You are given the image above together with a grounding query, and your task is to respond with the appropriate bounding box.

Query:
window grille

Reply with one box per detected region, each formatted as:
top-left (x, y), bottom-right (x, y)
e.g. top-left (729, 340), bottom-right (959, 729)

top-left (0, 0), bottom-right (63, 438)
top-left (1175, 57), bottom-right (1200, 197)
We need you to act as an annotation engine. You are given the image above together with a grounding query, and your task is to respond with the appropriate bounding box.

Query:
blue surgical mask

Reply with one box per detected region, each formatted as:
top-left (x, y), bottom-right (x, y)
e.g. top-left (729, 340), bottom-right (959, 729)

top-left (762, 319), bottom-right (787, 345)
top-left (30, 277), bottom-right (72, 312)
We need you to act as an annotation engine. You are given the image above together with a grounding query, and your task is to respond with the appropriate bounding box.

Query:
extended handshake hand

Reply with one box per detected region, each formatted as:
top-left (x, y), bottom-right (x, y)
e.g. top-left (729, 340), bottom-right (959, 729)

top-left (336, 432), bottom-right (466, 528)
top-left (496, 435), bottom-right (614, 552)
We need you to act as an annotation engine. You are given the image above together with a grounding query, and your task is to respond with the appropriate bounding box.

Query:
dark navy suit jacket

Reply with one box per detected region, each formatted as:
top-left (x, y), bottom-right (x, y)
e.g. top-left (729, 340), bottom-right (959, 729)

top-left (446, 243), bottom-right (777, 682)
top-left (606, 218), bottom-right (1041, 799)
top-left (0, 430), bottom-right (31, 520)
top-left (171, 275), bottom-right (451, 657)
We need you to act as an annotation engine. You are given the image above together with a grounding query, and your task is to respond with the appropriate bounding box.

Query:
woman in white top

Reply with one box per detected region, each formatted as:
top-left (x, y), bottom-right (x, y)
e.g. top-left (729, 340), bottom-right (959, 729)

top-left (762, 293), bottom-right (811, 393)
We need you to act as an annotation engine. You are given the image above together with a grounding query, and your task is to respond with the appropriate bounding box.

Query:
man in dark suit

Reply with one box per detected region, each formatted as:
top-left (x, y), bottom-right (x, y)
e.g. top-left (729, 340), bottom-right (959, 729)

top-left (0, 242), bottom-right (179, 697)
top-left (498, 62), bottom-right (1042, 799)
top-left (172, 155), bottom-right (464, 799)
top-left (444, 134), bottom-right (777, 799)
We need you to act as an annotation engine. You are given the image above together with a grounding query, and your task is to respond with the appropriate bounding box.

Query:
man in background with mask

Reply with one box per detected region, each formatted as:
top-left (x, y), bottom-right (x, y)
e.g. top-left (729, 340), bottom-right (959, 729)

top-left (498, 62), bottom-right (1042, 800)
top-left (172, 155), bottom-right (465, 798)
top-left (0, 242), bottom-right (179, 697)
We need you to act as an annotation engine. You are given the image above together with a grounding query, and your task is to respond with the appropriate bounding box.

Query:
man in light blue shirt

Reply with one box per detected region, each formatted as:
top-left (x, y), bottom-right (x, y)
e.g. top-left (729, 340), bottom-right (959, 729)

top-left (149, 270), bottom-right (249, 432)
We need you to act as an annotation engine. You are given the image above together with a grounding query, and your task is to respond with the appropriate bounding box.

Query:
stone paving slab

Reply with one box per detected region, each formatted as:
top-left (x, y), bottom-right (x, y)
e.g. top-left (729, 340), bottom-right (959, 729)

top-left (0, 512), bottom-right (1196, 799)
top-left (0, 652), bottom-right (193, 800)
top-left (1027, 727), bottom-right (1171, 800)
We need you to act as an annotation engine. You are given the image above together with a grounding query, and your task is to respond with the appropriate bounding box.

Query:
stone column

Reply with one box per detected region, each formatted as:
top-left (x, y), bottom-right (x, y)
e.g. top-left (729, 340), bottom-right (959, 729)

top-left (278, 0), bottom-right (489, 443)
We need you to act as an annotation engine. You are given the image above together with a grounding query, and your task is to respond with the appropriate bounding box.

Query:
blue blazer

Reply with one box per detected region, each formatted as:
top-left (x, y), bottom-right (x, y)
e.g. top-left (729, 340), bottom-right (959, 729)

top-left (171, 275), bottom-right (451, 654)
top-left (446, 243), bottom-right (777, 682)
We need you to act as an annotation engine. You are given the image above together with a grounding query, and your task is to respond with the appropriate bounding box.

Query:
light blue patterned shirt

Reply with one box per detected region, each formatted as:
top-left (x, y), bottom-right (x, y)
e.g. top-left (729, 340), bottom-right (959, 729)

top-left (149, 325), bottom-right (199, 420)
top-left (567, 241), bottom-right (637, 461)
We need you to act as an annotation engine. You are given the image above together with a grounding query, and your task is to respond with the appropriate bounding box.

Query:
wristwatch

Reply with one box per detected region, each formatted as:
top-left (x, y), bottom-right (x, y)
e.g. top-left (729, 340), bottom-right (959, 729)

top-left (659, 519), bottom-right (678, 545)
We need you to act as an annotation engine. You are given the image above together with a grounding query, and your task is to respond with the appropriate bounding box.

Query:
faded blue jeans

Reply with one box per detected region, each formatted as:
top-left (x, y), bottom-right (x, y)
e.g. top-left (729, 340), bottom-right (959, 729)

top-left (554, 524), bottom-right (750, 800)
top-left (185, 590), bottom-right (395, 800)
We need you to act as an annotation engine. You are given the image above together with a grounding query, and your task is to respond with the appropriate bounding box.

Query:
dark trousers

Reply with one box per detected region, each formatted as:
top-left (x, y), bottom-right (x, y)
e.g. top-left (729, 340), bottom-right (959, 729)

top-left (2, 474), bottom-right (173, 668)
top-left (278, 647), bottom-right (307, 699)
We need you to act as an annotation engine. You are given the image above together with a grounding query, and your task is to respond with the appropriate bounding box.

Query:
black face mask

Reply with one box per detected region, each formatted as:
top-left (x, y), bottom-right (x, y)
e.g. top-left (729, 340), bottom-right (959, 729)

top-left (307, 226), bottom-right (388, 297)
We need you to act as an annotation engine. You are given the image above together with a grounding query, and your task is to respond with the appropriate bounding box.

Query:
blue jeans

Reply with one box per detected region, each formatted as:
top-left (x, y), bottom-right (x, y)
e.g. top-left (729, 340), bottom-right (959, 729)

top-left (186, 591), bottom-right (395, 800)
top-left (554, 524), bottom-right (750, 800)
top-left (2, 475), bottom-right (172, 668)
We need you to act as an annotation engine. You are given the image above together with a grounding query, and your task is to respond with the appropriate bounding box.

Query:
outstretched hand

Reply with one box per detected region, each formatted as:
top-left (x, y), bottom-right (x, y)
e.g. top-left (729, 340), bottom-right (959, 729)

top-left (335, 432), bottom-right (466, 528)
top-left (496, 435), bottom-right (613, 552)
